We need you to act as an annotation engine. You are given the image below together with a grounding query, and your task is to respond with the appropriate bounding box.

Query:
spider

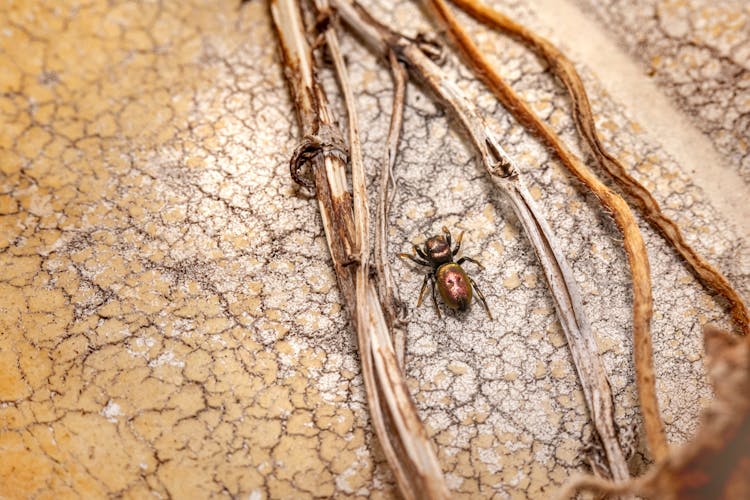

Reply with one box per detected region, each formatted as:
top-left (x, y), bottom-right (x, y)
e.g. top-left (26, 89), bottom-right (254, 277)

top-left (399, 226), bottom-right (492, 319)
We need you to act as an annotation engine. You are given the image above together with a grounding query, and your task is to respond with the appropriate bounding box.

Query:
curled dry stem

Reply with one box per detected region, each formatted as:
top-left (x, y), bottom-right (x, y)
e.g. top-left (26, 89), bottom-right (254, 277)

top-left (333, 0), bottom-right (628, 480)
top-left (554, 473), bottom-right (641, 500)
top-left (375, 50), bottom-right (409, 369)
top-left (448, 0), bottom-right (750, 337)
top-left (270, 1), bottom-right (449, 498)
top-left (426, 0), bottom-right (667, 463)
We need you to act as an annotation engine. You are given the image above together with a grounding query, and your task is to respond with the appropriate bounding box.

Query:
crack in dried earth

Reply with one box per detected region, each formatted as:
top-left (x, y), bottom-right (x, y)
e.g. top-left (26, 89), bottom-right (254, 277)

top-left (0, 0), bottom-right (747, 498)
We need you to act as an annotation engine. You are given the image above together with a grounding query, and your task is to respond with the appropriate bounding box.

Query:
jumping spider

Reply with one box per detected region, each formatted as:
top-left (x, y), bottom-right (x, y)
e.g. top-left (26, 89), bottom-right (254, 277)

top-left (399, 226), bottom-right (492, 319)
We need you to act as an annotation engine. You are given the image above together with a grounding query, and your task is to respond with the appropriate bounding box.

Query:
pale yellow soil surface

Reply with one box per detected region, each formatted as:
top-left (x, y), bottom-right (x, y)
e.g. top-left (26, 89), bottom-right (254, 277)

top-left (0, 0), bottom-right (747, 498)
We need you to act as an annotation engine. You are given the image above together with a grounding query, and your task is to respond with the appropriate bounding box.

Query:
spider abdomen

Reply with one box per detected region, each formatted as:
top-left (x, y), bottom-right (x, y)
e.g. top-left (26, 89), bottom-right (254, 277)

top-left (436, 263), bottom-right (472, 310)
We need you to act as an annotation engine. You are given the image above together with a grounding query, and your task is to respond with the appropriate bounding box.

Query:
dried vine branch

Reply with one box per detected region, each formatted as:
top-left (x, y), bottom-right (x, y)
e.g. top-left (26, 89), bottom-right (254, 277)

top-left (270, 1), bottom-right (449, 498)
top-left (425, 0), bottom-right (667, 462)
top-left (447, 0), bottom-right (750, 337)
top-left (375, 50), bottom-right (409, 368)
top-left (333, 0), bottom-right (630, 480)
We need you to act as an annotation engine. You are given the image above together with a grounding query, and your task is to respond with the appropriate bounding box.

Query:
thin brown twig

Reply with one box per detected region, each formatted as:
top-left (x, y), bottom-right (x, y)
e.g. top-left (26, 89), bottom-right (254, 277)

top-left (375, 50), bottom-right (409, 369)
top-left (448, 0), bottom-right (750, 337)
top-left (425, 0), bottom-right (667, 463)
top-left (323, 9), bottom-right (431, 496)
top-left (320, 1), bottom-right (406, 490)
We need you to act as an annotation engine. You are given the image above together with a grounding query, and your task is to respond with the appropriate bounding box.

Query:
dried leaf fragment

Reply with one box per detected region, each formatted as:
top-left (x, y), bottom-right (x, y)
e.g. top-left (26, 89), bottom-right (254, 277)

top-left (558, 325), bottom-right (750, 499)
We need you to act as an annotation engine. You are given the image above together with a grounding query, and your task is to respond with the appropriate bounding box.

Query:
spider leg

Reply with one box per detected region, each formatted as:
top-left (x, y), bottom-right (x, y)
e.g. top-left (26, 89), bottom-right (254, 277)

top-left (456, 256), bottom-right (484, 269)
top-left (430, 273), bottom-right (442, 319)
top-left (414, 245), bottom-right (429, 261)
top-left (399, 253), bottom-right (430, 267)
top-left (417, 273), bottom-right (430, 307)
top-left (468, 276), bottom-right (492, 320)
top-left (442, 226), bottom-right (452, 248)
top-left (452, 230), bottom-right (465, 256)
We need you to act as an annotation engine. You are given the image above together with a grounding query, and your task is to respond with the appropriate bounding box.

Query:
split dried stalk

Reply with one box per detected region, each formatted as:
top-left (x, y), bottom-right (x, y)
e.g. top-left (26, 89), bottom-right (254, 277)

top-left (333, 0), bottom-right (629, 480)
top-left (426, 0), bottom-right (667, 463)
top-left (375, 50), bottom-right (409, 369)
top-left (448, 0), bottom-right (750, 337)
top-left (556, 325), bottom-right (750, 499)
top-left (270, 1), bottom-right (449, 498)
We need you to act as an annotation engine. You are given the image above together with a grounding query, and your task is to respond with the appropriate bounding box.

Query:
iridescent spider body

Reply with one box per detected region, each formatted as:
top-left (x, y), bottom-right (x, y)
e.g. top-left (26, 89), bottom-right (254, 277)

top-left (436, 262), bottom-right (472, 310)
top-left (399, 227), bottom-right (492, 319)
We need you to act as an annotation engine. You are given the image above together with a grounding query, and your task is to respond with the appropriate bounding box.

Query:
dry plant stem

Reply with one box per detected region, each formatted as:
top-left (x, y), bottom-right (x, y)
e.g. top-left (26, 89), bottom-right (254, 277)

top-left (447, 0), bottom-right (750, 336)
top-left (322, 10), bottom-right (416, 496)
top-left (375, 50), bottom-right (409, 368)
top-left (426, 0), bottom-right (668, 463)
top-left (315, 2), bottom-right (375, 441)
top-left (558, 325), bottom-right (750, 499)
top-left (333, 0), bottom-right (629, 480)
top-left (554, 473), bottom-right (642, 500)
top-left (270, 1), bottom-right (449, 498)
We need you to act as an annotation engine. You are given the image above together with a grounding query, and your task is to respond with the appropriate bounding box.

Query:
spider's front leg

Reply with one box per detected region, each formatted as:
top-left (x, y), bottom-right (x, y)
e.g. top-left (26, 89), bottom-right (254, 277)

top-left (442, 226), bottom-right (464, 256)
top-left (398, 251), bottom-right (430, 267)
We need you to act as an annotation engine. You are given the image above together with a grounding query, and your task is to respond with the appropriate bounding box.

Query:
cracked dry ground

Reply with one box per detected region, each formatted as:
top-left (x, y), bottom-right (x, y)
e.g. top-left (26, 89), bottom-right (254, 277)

top-left (0, 0), bottom-right (748, 499)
